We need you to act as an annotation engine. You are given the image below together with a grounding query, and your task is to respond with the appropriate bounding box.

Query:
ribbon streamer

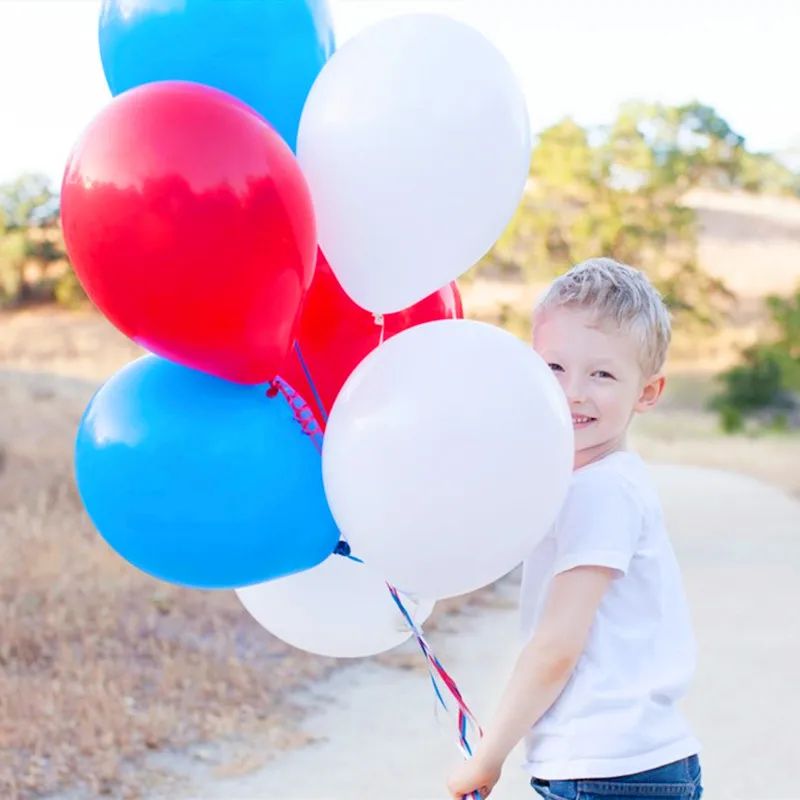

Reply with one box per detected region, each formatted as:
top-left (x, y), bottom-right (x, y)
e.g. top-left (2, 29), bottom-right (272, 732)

top-left (336, 542), bottom-right (483, 800)
top-left (267, 375), bottom-right (324, 454)
top-left (294, 343), bottom-right (484, 800)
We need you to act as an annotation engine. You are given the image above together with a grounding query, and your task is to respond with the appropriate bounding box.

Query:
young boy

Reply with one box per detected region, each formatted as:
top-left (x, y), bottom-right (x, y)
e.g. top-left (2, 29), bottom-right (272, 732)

top-left (447, 258), bottom-right (702, 799)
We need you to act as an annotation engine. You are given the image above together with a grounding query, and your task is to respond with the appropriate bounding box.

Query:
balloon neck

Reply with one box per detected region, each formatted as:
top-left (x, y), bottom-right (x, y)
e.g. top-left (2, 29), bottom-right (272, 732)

top-left (266, 382), bottom-right (280, 398)
top-left (373, 314), bottom-right (386, 346)
top-left (333, 539), bottom-right (364, 564)
top-left (333, 539), bottom-right (352, 557)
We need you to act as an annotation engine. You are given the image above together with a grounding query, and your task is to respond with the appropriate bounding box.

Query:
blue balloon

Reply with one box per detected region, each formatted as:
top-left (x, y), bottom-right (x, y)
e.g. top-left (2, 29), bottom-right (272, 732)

top-left (98, 0), bottom-right (335, 151)
top-left (75, 355), bottom-right (339, 589)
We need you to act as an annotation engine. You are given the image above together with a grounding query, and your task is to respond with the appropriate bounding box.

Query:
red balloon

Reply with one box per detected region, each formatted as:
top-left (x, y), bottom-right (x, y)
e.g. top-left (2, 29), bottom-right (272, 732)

top-left (282, 252), bottom-right (463, 424)
top-left (61, 81), bottom-right (317, 384)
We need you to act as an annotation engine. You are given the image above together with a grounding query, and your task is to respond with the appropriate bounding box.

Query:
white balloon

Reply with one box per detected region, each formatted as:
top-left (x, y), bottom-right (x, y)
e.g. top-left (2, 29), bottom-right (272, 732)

top-left (235, 553), bottom-right (434, 659)
top-left (322, 320), bottom-right (574, 600)
top-left (297, 14), bottom-right (531, 314)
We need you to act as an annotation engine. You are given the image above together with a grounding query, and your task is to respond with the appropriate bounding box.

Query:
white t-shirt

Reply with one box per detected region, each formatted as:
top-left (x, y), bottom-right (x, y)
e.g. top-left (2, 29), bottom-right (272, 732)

top-left (519, 450), bottom-right (700, 780)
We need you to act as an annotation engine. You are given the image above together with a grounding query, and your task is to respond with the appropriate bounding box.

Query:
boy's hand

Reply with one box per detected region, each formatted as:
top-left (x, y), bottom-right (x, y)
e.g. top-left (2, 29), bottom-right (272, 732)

top-left (444, 566), bottom-right (617, 799)
top-left (446, 756), bottom-right (501, 799)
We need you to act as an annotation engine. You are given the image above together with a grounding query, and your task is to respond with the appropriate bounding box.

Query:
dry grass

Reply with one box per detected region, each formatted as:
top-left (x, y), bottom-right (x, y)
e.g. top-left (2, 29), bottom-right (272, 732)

top-left (0, 310), bottom-right (508, 799)
top-left (633, 410), bottom-right (800, 498)
top-left (685, 189), bottom-right (800, 300)
top-left (628, 370), bottom-right (800, 497)
top-left (0, 318), bottom-right (340, 798)
top-left (2, 186), bottom-right (800, 798)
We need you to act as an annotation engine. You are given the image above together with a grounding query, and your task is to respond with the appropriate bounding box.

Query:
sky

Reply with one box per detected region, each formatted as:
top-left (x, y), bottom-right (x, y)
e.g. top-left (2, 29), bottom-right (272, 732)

top-left (1, 0), bottom-right (799, 184)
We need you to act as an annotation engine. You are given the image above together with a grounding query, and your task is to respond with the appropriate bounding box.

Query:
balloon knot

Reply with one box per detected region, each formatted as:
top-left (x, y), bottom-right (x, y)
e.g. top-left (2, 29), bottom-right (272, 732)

top-left (333, 540), bottom-right (352, 557)
top-left (266, 382), bottom-right (280, 398)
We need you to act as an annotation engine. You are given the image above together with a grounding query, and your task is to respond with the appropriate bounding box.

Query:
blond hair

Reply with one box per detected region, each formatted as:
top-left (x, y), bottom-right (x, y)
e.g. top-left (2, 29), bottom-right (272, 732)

top-left (533, 257), bottom-right (671, 375)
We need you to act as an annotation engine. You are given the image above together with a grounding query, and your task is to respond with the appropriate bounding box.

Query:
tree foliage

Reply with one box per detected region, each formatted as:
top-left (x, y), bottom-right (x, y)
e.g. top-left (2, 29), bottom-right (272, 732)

top-left (711, 289), bottom-right (800, 432)
top-left (0, 173), bottom-right (77, 307)
top-left (1, 99), bottom-right (799, 319)
top-left (489, 101), bottom-right (762, 325)
top-left (482, 100), bottom-right (800, 433)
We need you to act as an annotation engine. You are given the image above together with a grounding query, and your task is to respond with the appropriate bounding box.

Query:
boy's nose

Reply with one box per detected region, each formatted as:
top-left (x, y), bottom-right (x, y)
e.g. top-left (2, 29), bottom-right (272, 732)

top-left (564, 377), bottom-right (587, 405)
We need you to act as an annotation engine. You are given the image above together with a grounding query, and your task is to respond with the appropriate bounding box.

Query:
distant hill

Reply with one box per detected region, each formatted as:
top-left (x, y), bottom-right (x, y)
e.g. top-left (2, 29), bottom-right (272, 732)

top-left (685, 189), bottom-right (800, 300)
top-left (464, 189), bottom-right (800, 315)
top-left (460, 189), bottom-right (800, 368)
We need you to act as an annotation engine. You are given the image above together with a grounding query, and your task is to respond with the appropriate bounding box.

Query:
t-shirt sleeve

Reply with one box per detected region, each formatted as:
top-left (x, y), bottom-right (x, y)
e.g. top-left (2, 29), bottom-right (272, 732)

top-left (552, 469), bottom-right (643, 577)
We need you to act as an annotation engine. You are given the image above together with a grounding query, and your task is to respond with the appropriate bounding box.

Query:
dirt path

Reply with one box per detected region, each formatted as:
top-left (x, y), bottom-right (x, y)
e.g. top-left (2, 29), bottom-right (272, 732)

top-left (141, 464), bottom-right (800, 800)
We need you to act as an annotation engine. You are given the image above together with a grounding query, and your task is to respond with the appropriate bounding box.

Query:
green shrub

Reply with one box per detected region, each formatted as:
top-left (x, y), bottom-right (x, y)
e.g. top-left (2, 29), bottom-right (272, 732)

top-left (711, 289), bottom-right (800, 433)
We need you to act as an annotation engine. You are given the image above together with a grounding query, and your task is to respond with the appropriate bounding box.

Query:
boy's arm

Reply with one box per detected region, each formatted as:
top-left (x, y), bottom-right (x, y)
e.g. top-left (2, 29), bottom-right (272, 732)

top-left (446, 565), bottom-right (616, 798)
top-left (477, 564), bottom-right (615, 765)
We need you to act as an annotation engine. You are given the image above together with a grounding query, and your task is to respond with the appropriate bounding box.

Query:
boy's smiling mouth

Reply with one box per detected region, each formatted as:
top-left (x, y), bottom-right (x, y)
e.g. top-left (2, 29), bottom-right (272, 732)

top-left (571, 414), bottom-right (596, 428)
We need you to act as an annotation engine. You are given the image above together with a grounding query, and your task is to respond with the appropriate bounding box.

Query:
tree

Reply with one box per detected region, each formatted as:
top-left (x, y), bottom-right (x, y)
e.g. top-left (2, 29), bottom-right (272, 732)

top-left (738, 151), bottom-right (800, 196)
top-left (488, 101), bottom-right (743, 326)
top-left (0, 173), bottom-right (59, 228)
top-left (711, 288), bottom-right (800, 432)
top-left (0, 173), bottom-right (73, 307)
top-left (633, 100), bottom-right (745, 191)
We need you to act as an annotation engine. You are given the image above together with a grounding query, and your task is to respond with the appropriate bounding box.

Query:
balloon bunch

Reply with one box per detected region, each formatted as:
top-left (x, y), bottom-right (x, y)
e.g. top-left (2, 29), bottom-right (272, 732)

top-left (63, 0), bottom-right (575, 782)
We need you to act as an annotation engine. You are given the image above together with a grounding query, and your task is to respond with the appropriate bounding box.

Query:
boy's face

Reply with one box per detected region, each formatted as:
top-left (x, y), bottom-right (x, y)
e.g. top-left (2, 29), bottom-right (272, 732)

top-left (533, 307), bottom-right (664, 468)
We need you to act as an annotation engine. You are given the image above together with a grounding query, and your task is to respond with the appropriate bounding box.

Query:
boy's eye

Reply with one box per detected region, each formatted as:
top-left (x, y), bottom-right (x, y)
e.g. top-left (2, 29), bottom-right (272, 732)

top-left (547, 363), bottom-right (563, 372)
top-left (594, 370), bottom-right (615, 379)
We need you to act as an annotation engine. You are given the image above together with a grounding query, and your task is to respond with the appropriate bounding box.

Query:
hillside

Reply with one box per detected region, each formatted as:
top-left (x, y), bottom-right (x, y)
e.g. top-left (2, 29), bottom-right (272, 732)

top-left (462, 189), bottom-right (800, 368)
top-left (687, 188), bottom-right (800, 299)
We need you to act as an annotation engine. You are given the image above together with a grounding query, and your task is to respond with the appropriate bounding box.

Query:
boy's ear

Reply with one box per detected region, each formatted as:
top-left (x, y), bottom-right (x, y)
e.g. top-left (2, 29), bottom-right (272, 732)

top-left (635, 374), bottom-right (666, 413)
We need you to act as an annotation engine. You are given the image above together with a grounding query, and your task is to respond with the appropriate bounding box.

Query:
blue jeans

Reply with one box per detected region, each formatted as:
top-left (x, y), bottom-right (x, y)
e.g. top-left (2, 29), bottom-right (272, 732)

top-left (531, 755), bottom-right (703, 799)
